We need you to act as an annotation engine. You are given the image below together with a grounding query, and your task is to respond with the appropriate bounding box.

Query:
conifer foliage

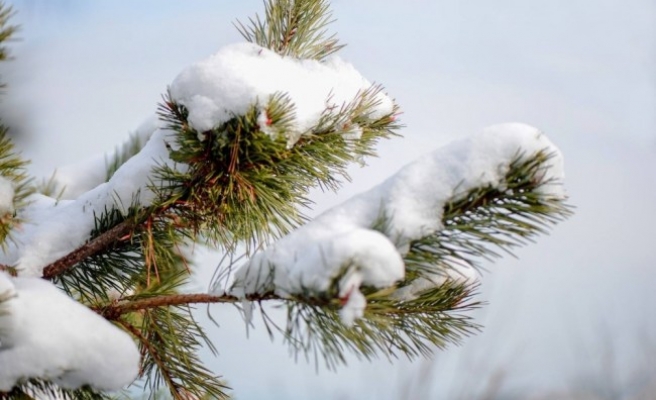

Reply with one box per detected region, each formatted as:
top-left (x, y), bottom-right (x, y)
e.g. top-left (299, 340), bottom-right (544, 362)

top-left (0, 1), bottom-right (571, 399)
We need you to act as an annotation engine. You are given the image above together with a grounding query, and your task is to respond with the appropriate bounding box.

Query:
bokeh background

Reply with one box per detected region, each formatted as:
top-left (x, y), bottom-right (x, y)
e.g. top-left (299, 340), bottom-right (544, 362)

top-left (4, 1), bottom-right (656, 398)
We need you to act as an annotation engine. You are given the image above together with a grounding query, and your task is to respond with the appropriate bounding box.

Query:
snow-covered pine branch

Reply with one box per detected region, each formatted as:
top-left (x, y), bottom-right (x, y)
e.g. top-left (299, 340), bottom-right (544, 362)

top-left (0, 0), bottom-right (572, 398)
top-left (222, 123), bottom-right (568, 325)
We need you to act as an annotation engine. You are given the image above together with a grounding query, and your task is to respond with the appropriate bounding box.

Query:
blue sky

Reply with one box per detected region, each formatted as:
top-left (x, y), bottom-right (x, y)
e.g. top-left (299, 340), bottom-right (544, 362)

top-left (5, 0), bottom-right (656, 398)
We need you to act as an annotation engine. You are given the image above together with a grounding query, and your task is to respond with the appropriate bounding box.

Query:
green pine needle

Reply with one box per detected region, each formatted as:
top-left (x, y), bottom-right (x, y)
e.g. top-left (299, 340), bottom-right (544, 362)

top-left (0, 123), bottom-right (33, 249)
top-left (0, 2), bottom-right (16, 65)
top-left (155, 88), bottom-right (399, 250)
top-left (128, 305), bottom-right (229, 400)
top-left (235, 0), bottom-right (345, 60)
top-left (403, 150), bottom-right (573, 284)
top-left (256, 282), bottom-right (481, 370)
top-left (0, 380), bottom-right (113, 400)
top-left (0, 2), bottom-right (31, 248)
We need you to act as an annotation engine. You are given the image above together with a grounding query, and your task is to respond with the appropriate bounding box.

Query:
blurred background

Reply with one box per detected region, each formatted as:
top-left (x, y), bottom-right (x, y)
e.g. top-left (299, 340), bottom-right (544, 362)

top-left (3, 0), bottom-right (656, 398)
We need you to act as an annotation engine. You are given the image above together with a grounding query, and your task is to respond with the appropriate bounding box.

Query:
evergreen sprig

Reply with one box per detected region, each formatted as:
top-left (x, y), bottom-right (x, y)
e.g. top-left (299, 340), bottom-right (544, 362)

top-left (0, 2), bottom-right (30, 248)
top-left (55, 205), bottom-right (146, 305)
top-left (0, 128), bottom-right (32, 246)
top-left (236, 151), bottom-right (570, 370)
top-left (120, 304), bottom-right (229, 400)
top-left (155, 87), bottom-right (399, 249)
top-left (46, 199), bottom-right (227, 399)
top-left (402, 150), bottom-right (572, 284)
top-left (235, 0), bottom-right (345, 60)
top-left (0, 2), bottom-right (16, 66)
top-left (273, 282), bottom-right (481, 370)
top-left (0, 380), bottom-right (112, 400)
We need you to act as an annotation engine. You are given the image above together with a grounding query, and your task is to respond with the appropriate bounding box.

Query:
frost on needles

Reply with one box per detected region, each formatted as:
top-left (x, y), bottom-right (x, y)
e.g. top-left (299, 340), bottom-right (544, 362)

top-left (0, 0), bottom-right (572, 398)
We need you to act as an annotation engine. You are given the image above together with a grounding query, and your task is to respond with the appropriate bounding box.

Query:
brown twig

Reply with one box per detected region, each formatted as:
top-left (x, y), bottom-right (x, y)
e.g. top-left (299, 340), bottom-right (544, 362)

top-left (0, 263), bottom-right (16, 277)
top-left (100, 292), bottom-right (281, 320)
top-left (118, 319), bottom-right (184, 399)
top-left (41, 220), bottom-right (135, 280)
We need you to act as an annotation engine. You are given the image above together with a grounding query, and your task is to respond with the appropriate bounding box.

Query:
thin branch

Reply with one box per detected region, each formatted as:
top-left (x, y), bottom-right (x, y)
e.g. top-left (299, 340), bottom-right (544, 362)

top-left (0, 263), bottom-right (15, 276)
top-left (100, 292), bottom-right (280, 320)
top-left (98, 286), bottom-right (474, 321)
top-left (41, 220), bottom-right (135, 279)
top-left (118, 319), bottom-right (183, 400)
top-left (277, 9), bottom-right (299, 54)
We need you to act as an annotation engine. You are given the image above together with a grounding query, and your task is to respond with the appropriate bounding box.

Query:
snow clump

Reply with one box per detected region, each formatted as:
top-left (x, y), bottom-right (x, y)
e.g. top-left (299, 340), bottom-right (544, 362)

top-left (0, 272), bottom-right (139, 391)
top-left (170, 42), bottom-right (394, 146)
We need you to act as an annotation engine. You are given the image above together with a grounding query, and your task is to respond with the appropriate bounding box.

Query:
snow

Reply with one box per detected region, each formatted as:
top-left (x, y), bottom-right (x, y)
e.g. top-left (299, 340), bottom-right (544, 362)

top-left (223, 123), bottom-right (566, 324)
top-left (0, 272), bottom-right (139, 391)
top-left (48, 116), bottom-right (161, 200)
top-left (342, 123), bottom-right (363, 141)
top-left (0, 176), bottom-right (14, 215)
top-left (1, 42), bottom-right (395, 280)
top-left (0, 128), bottom-right (179, 277)
top-left (170, 42), bottom-right (394, 146)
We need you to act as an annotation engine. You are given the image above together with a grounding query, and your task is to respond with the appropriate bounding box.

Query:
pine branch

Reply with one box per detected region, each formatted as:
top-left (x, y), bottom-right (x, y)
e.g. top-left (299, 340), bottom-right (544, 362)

top-left (98, 292), bottom-right (292, 322)
top-left (235, 0), bottom-right (345, 60)
top-left (0, 128), bottom-right (33, 247)
top-left (0, 2), bottom-right (32, 248)
top-left (0, 263), bottom-right (15, 276)
top-left (42, 200), bottom-right (189, 284)
top-left (45, 204), bottom-right (230, 399)
top-left (0, 1), bottom-right (573, 397)
top-left (101, 294), bottom-right (240, 320)
top-left (276, 283), bottom-right (481, 369)
top-left (41, 218), bottom-right (136, 279)
top-left (0, 379), bottom-right (113, 400)
top-left (212, 146), bottom-right (571, 368)
top-left (402, 150), bottom-right (573, 284)
top-left (120, 306), bottom-right (230, 400)
top-left (157, 88), bottom-right (399, 249)
top-left (93, 283), bottom-right (479, 372)
top-left (0, 2), bottom-right (16, 65)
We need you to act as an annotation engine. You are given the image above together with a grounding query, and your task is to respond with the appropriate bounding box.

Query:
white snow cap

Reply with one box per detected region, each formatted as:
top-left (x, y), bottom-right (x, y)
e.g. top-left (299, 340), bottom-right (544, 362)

top-left (170, 42), bottom-right (394, 146)
top-left (223, 123), bottom-right (566, 325)
top-left (1, 128), bottom-right (181, 278)
top-left (48, 116), bottom-right (162, 201)
top-left (0, 272), bottom-right (139, 391)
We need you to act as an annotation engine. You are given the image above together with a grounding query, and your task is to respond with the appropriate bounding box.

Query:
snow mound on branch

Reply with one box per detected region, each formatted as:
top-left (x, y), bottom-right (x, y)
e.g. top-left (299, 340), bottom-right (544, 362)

top-left (222, 123), bottom-right (566, 325)
top-left (50, 116), bottom-right (162, 200)
top-left (170, 42), bottom-right (394, 145)
top-left (6, 43), bottom-right (392, 278)
top-left (377, 122), bottom-right (565, 241)
top-left (1, 128), bottom-right (179, 277)
top-left (0, 272), bottom-right (139, 391)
